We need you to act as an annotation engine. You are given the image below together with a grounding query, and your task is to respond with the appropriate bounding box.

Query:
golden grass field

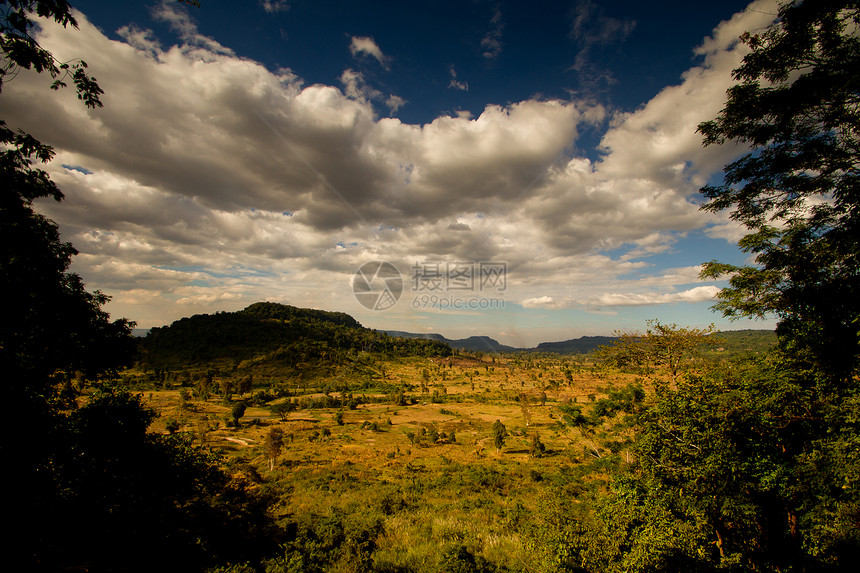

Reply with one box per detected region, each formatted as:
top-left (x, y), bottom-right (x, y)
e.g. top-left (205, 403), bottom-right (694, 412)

top-left (126, 352), bottom-right (643, 571)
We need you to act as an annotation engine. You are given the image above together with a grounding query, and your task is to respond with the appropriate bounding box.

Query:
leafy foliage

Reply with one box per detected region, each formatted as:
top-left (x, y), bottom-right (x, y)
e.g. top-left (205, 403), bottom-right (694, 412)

top-left (1, 0), bottom-right (104, 107)
top-left (583, 356), bottom-right (859, 572)
top-left (1, 105), bottom-right (133, 399)
top-left (439, 544), bottom-right (498, 573)
top-left (15, 387), bottom-right (281, 571)
top-left (698, 0), bottom-right (860, 380)
top-left (595, 320), bottom-right (718, 384)
top-left (492, 419), bottom-right (507, 452)
top-left (265, 514), bottom-right (384, 573)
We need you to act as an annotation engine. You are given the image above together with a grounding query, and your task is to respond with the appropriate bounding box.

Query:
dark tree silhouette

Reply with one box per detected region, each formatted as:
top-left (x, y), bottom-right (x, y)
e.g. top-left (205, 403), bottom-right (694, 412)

top-left (2, 3), bottom-right (281, 570)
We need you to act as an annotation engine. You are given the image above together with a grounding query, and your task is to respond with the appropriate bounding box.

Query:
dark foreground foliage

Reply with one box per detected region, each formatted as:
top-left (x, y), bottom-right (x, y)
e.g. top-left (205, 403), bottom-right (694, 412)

top-left (15, 388), bottom-right (281, 572)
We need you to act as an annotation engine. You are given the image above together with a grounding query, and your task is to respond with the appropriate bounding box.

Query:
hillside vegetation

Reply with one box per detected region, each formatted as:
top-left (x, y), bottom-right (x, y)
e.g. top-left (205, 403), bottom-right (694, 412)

top-left (124, 326), bottom-right (647, 573)
top-left (139, 302), bottom-right (452, 375)
top-left (108, 307), bottom-right (801, 573)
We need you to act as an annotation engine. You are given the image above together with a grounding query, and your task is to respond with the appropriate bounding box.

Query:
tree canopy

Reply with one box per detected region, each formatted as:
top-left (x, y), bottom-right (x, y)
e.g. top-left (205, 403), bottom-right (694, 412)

top-left (1, 1), bottom-right (132, 397)
top-left (698, 0), bottom-right (860, 380)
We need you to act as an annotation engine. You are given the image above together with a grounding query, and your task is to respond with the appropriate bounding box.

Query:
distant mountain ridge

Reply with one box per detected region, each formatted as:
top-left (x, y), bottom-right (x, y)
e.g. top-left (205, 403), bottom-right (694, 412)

top-left (383, 331), bottom-right (618, 354)
top-left (534, 336), bottom-right (619, 354)
top-left (383, 331), bottom-right (520, 353)
top-left (383, 329), bottom-right (777, 355)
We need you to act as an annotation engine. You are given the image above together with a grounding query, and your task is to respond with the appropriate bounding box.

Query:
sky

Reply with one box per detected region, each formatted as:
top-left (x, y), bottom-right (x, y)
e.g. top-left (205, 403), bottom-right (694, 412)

top-left (2, 0), bottom-right (784, 347)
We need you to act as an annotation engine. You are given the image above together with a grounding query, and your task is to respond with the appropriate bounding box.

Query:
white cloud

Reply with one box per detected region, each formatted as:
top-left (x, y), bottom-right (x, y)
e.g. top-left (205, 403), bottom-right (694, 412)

top-left (261, 1), bottom-right (290, 13)
top-left (177, 291), bottom-right (247, 306)
top-left (0, 3), bottom-right (777, 332)
top-left (349, 36), bottom-right (390, 69)
top-left (481, 7), bottom-right (504, 59)
top-left (448, 66), bottom-right (469, 91)
top-left (116, 24), bottom-right (161, 56)
top-left (152, 0), bottom-right (235, 56)
top-left (586, 286), bottom-right (720, 308)
top-left (704, 213), bottom-right (749, 244)
top-left (386, 95), bottom-right (406, 114)
top-left (521, 295), bottom-right (577, 309)
top-left (339, 68), bottom-right (379, 101)
top-left (339, 68), bottom-right (405, 116)
top-left (521, 295), bottom-right (556, 308)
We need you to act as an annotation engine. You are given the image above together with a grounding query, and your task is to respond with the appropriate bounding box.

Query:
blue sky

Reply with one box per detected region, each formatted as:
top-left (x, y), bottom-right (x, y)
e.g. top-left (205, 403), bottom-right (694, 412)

top-left (2, 0), bottom-right (782, 345)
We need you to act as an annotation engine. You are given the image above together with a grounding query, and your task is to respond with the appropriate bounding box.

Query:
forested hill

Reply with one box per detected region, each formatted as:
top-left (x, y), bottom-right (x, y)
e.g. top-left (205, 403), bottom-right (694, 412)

top-left (138, 302), bottom-right (452, 371)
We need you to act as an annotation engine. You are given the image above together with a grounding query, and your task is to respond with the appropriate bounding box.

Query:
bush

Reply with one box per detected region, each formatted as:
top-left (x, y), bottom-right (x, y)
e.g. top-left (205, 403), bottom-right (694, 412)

top-left (439, 545), bottom-right (495, 573)
top-left (164, 418), bottom-right (180, 434)
top-left (269, 400), bottom-right (296, 420)
top-left (529, 433), bottom-right (546, 458)
top-left (231, 401), bottom-right (246, 425)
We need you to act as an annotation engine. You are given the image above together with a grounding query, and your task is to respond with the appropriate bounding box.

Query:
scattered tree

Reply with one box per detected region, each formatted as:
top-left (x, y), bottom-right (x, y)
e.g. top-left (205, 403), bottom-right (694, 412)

top-left (558, 402), bottom-right (601, 459)
top-left (519, 393), bottom-right (532, 427)
top-left (492, 420), bottom-right (507, 453)
top-left (165, 418), bottom-right (181, 435)
top-left (238, 375), bottom-right (252, 396)
top-left (264, 427), bottom-right (284, 471)
top-left (529, 432), bottom-right (546, 458)
top-left (231, 401), bottom-right (247, 426)
top-left (596, 320), bottom-right (717, 385)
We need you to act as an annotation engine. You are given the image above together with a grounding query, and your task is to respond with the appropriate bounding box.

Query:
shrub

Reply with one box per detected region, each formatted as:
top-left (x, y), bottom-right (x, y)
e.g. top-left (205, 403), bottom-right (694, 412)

top-left (231, 401), bottom-right (246, 425)
top-left (439, 545), bottom-right (494, 573)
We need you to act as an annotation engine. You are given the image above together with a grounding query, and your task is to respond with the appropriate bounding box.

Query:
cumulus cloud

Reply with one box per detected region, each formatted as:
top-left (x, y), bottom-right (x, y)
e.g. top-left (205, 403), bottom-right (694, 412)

top-left (386, 94), bottom-right (406, 114)
top-left (339, 68), bottom-right (405, 116)
top-left (585, 285), bottom-right (720, 308)
top-left (704, 213), bottom-right (749, 243)
top-left (521, 295), bottom-right (577, 309)
top-left (152, 0), bottom-right (235, 56)
top-left (177, 291), bottom-right (247, 306)
top-left (349, 36), bottom-right (390, 69)
top-left (0, 2), bottom-right (778, 331)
